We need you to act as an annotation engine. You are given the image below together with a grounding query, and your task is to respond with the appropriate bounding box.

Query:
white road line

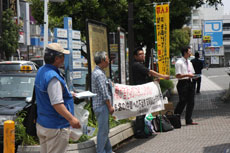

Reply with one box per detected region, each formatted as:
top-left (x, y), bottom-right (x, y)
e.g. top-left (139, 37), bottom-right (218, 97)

top-left (207, 75), bottom-right (229, 79)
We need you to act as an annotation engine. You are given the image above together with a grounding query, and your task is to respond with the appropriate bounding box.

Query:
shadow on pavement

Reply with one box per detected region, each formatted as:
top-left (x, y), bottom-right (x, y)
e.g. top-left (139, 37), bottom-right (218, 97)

top-left (203, 143), bottom-right (230, 153)
top-left (114, 135), bottom-right (157, 153)
top-left (170, 90), bottom-right (230, 121)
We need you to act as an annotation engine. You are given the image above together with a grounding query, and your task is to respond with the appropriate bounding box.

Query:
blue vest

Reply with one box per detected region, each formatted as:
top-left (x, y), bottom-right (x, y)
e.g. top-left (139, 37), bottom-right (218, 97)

top-left (35, 64), bottom-right (74, 129)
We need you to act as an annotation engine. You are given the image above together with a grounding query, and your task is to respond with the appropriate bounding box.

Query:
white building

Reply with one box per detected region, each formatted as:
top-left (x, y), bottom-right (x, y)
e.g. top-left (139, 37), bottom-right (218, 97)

top-left (223, 14), bottom-right (230, 66)
top-left (189, 4), bottom-right (230, 67)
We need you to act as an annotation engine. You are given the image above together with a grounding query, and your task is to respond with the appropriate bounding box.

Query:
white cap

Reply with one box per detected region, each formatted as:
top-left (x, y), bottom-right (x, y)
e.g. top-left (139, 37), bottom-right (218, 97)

top-left (46, 43), bottom-right (70, 54)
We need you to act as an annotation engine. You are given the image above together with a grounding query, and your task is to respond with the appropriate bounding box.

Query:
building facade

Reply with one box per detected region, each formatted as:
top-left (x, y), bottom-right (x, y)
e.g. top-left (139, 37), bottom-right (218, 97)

top-left (223, 15), bottom-right (230, 66)
top-left (189, 4), bottom-right (230, 67)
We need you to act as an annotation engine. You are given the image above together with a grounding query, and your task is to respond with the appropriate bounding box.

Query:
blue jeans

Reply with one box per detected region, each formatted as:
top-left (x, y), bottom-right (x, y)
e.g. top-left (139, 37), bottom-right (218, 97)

top-left (94, 105), bottom-right (112, 153)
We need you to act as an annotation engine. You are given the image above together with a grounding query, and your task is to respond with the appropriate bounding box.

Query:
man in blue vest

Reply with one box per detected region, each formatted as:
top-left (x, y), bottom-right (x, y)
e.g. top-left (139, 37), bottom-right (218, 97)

top-left (35, 43), bottom-right (81, 153)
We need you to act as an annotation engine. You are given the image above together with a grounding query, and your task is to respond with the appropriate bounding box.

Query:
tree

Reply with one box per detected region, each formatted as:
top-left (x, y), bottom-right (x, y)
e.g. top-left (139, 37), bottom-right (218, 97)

top-left (29, 0), bottom-right (222, 59)
top-left (170, 28), bottom-right (190, 56)
top-left (0, 9), bottom-right (20, 60)
top-left (29, 0), bottom-right (128, 38)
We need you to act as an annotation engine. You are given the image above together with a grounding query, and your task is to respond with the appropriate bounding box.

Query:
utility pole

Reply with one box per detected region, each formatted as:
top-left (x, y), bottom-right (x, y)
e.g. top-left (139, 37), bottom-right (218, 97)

top-left (0, 0), bottom-right (2, 60)
top-left (0, 0), bottom-right (2, 39)
top-left (128, 1), bottom-right (134, 85)
top-left (43, 0), bottom-right (49, 54)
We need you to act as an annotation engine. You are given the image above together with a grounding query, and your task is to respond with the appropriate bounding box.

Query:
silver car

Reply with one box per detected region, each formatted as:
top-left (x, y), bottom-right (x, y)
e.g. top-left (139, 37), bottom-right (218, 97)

top-left (0, 61), bottom-right (38, 71)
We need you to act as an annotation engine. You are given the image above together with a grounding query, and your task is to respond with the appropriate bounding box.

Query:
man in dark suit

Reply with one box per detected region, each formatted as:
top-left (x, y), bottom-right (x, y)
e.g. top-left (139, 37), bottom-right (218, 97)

top-left (191, 52), bottom-right (203, 94)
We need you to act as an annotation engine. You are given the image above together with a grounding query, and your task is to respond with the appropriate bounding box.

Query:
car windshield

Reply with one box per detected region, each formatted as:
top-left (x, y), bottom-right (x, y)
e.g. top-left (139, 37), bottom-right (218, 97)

top-left (0, 64), bottom-right (21, 71)
top-left (0, 76), bottom-right (35, 98)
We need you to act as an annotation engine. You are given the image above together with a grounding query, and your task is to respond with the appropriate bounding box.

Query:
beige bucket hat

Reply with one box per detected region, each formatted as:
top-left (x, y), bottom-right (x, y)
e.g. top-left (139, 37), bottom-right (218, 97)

top-left (46, 43), bottom-right (70, 54)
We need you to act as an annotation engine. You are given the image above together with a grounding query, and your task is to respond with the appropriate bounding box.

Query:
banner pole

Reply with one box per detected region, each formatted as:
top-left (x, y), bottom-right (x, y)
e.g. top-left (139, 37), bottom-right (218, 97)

top-left (154, 3), bottom-right (162, 133)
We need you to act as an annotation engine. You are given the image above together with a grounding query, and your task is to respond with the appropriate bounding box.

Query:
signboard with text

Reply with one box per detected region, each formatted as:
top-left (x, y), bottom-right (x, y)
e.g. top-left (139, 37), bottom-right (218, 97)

top-left (113, 82), bottom-right (165, 120)
top-left (155, 4), bottom-right (170, 75)
top-left (193, 30), bottom-right (202, 38)
top-left (118, 29), bottom-right (126, 84)
top-left (203, 20), bottom-right (223, 47)
top-left (53, 17), bottom-right (83, 90)
top-left (86, 20), bottom-right (110, 78)
top-left (203, 36), bottom-right (211, 43)
top-left (204, 46), bottom-right (224, 56)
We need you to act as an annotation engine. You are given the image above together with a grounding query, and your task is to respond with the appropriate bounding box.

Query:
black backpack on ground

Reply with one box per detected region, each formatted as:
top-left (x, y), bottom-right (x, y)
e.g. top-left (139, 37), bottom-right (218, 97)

top-left (133, 115), bottom-right (150, 139)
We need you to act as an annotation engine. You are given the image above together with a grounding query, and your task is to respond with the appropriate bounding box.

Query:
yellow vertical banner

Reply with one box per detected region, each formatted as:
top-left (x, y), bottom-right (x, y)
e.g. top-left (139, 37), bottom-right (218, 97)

top-left (155, 4), bottom-right (170, 75)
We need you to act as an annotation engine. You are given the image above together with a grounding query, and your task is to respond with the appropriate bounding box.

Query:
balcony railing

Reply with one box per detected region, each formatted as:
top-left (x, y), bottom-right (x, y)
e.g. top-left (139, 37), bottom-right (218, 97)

top-left (223, 27), bottom-right (230, 31)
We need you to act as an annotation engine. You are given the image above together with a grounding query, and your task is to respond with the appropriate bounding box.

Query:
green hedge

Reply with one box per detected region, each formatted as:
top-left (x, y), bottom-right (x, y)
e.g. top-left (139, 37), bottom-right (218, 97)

top-left (159, 79), bottom-right (174, 93)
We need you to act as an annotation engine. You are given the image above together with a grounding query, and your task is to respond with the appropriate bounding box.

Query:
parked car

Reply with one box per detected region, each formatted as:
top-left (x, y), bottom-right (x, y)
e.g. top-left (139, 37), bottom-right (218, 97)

top-left (0, 61), bottom-right (38, 71)
top-left (0, 65), bottom-right (36, 152)
top-left (30, 57), bottom-right (45, 68)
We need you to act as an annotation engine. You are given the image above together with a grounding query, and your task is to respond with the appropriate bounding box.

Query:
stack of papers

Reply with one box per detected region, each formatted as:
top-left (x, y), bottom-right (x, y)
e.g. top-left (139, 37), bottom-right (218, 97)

top-left (73, 91), bottom-right (97, 99)
top-left (192, 74), bottom-right (201, 79)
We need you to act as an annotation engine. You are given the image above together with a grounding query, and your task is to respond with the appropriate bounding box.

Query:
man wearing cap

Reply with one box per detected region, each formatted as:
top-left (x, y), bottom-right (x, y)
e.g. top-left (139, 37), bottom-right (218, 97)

top-left (35, 43), bottom-right (81, 153)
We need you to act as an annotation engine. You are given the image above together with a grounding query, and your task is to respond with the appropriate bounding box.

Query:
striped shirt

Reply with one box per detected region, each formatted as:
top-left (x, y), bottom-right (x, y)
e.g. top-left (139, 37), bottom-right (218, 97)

top-left (91, 65), bottom-right (111, 110)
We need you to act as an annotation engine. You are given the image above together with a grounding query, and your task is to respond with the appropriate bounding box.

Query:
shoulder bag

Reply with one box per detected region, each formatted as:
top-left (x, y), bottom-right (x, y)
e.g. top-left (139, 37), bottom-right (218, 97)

top-left (165, 111), bottom-right (181, 129)
top-left (22, 87), bottom-right (37, 137)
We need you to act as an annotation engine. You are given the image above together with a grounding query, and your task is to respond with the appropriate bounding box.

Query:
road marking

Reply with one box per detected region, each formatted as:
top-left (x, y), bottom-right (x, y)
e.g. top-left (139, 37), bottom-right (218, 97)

top-left (207, 75), bottom-right (229, 79)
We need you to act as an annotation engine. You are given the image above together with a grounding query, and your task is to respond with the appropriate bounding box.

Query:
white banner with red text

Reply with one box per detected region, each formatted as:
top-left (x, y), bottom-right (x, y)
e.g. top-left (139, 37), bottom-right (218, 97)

top-left (112, 82), bottom-right (165, 120)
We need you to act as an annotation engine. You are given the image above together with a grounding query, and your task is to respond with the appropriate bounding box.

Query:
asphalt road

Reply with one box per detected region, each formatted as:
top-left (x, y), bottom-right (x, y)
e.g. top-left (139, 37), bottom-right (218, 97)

top-left (202, 67), bottom-right (230, 90)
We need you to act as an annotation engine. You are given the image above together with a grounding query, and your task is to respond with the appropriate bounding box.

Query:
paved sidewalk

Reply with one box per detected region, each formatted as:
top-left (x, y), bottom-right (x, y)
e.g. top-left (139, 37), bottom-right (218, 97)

top-left (115, 75), bottom-right (230, 153)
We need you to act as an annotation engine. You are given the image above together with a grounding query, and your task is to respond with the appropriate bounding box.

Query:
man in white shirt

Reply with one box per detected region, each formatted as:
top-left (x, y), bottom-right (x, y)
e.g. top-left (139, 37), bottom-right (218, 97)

top-left (174, 46), bottom-right (198, 125)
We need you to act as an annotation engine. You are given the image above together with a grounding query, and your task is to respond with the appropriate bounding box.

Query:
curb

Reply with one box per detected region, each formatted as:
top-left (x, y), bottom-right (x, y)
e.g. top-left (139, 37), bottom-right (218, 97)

top-left (17, 122), bottom-right (134, 153)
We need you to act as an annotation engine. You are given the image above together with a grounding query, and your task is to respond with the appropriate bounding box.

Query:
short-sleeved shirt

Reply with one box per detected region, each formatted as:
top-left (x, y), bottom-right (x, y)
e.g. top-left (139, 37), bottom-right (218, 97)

top-left (132, 60), bottom-right (150, 85)
top-left (91, 65), bottom-right (111, 110)
top-left (47, 78), bottom-right (64, 105)
top-left (175, 57), bottom-right (195, 80)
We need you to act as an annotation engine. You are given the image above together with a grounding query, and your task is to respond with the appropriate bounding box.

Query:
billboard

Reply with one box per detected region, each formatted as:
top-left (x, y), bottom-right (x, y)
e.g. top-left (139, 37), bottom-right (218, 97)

top-left (86, 20), bottom-right (110, 82)
top-left (203, 36), bottom-right (211, 43)
top-left (193, 30), bottom-right (202, 38)
top-left (203, 20), bottom-right (223, 47)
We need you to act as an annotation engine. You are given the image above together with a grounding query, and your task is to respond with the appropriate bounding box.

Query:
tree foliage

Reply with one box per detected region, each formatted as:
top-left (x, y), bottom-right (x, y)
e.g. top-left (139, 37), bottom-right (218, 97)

top-left (0, 9), bottom-right (20, 60)
top-left (29, 0), bottom-right (222, 56)
top-left (170, 28), bottom-right (190, 56)
top-left (30, 0), bottom-right (128, 38)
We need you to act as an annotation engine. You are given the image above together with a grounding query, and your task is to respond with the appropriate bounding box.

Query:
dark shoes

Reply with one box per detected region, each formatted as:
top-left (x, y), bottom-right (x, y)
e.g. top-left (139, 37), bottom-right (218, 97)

top-left (186, 122), bottom-right (198, 125)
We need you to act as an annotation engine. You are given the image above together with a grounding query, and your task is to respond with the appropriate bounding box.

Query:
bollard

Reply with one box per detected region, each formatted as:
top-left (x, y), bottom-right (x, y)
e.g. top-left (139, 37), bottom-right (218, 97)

top-left (3, 120), bottom-right (15, 153)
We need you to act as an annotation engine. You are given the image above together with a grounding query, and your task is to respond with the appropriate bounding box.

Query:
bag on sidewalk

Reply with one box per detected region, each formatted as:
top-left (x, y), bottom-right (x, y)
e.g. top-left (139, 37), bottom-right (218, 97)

top-left (165, 111), bottom-right (181, 129)
top-left (134, 115), bottom-right (149, 138)
top-left (152, 117), bottom-right (160, 132)
top-left (144, 114), bottom-right (155, 135)
top-left (152, 115), bottom-right (174, 132)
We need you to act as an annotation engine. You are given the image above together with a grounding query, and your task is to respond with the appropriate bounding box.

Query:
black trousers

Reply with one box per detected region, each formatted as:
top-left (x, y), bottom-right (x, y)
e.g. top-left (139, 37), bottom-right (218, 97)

top-left (174, 79), bottom-right (195, 124)
top-left (193, 77), bottom-right (201, 93)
